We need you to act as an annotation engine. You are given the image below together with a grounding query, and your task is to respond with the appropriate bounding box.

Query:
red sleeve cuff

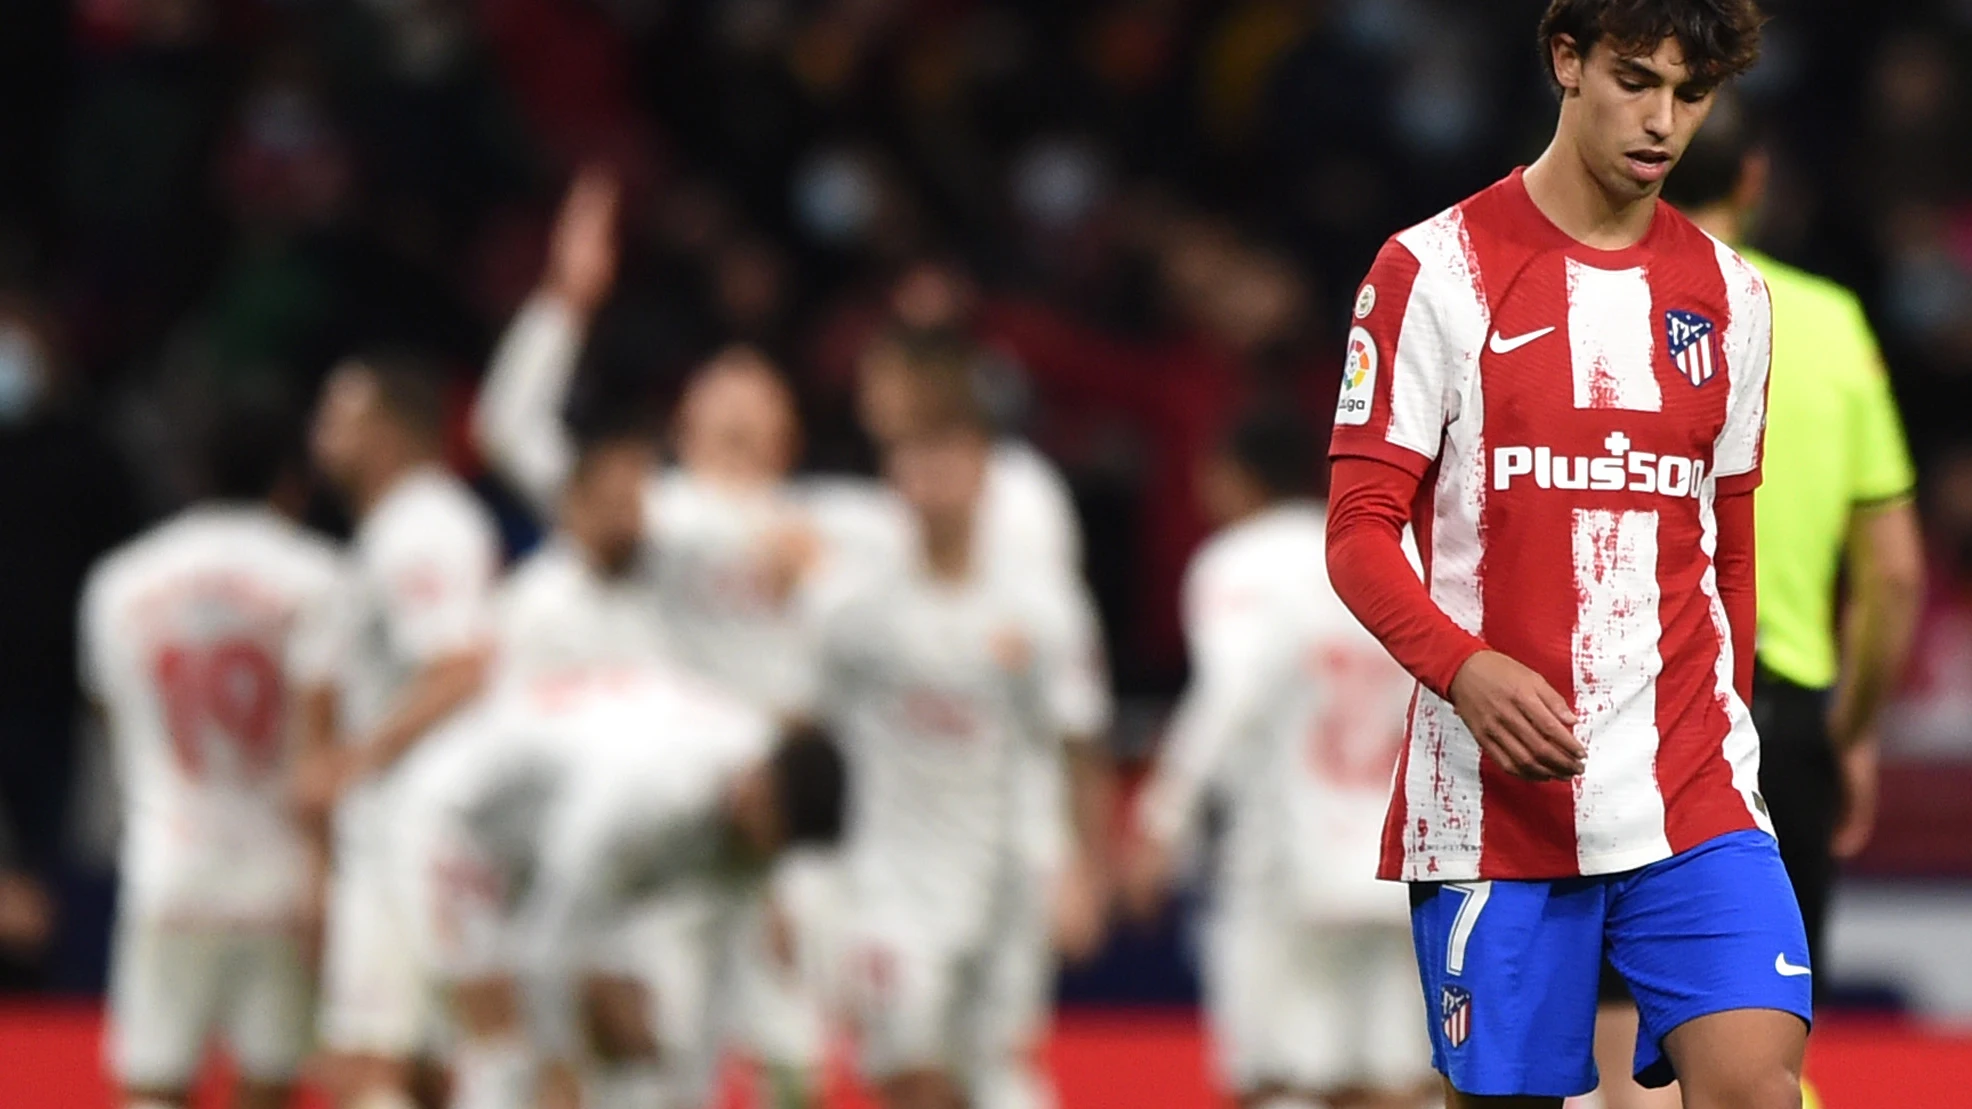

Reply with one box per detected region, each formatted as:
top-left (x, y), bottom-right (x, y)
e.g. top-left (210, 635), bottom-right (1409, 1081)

top-left (1715, 466), bottom-right (1762, 497)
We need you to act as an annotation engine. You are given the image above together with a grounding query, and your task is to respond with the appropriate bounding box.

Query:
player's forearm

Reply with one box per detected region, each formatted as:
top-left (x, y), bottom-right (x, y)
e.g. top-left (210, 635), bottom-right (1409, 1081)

top-left (1325, 457), bottom-right (1487, 700)
top-left (357, 648), bottom-right (491, 773)
top-left (1829, 500), bottom-right (1924, 748)
top-left (1067, 742), bottom-right (1116, 870)
top-left (474, 293), bottom-right (586, 512)
top-left (1714, 490), bottom-right (1758, 707)
top-left (1136, 682), bottom-right (1256, 847)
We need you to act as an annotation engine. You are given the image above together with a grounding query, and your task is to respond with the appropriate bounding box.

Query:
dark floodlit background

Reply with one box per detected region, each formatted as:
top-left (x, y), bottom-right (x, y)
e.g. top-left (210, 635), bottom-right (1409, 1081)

top-left (1, 0), bottom-right (1970, 1098)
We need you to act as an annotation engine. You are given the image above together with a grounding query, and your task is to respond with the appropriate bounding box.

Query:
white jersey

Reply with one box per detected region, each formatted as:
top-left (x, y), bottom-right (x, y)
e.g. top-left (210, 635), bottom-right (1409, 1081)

top-left (1137, 503), bottom-right (1414, 923)
top-left (79, 506), bottom-right (343, 923)
top-left (400, 664), bottom-right (776, 953)
top-left (494, 538), bottom-right (665, 684)
top-left (335, 466), bottom-right (499, 837)
top-left (814, 559), bottom-right (1109, 946)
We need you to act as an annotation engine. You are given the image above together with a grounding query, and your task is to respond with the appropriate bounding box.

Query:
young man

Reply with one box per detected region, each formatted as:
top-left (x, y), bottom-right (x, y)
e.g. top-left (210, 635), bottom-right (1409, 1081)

top-left (1586, 92), bottom-right (1925, 1109)
top-left (811, 395), bottom-right (1111, 1109)
top-left (1126, 409), bottom-right (1432, 1109)
top-left (304, 356), bottom-right (502, 1109)
top-left (390, 663), bottom-right (848, 1109)
top-left (1324, 3), bottom-right (1808, 1106)
top-left (494, 423), bottom-right (666, 684)
top-left (82, 398), bottom-right (343, 1109)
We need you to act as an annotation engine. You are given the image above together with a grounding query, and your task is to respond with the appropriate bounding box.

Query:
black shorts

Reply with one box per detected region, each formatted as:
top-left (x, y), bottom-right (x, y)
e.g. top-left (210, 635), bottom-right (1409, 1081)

top-left (1600, 663), bottom-right (1837, 1006)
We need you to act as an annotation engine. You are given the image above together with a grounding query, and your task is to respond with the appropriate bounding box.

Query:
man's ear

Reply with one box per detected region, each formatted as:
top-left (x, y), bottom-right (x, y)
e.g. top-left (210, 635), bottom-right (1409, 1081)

top-left (1551, 34), bottom-right (1586, 95)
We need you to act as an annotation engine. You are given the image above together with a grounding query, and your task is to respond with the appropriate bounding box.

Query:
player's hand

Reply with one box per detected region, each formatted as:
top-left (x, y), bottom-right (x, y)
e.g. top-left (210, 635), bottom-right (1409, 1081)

top-left (1051, 850), bottom-right (1111, 964)
top-left (1448, 650), bottom-right (1584, 781)
top-left (1832, 737), bottom-right (1881, 860)
top-left (546, 164), bottom-right (621, 317)
top-left (990, 628), bottom-right (1033, 674)
top-left (291, 744), bottom-right (359, 820)
top-left (1119, 834), bottom-right (1177, 923)
top-left (0, 872), bottom-right (53, 955)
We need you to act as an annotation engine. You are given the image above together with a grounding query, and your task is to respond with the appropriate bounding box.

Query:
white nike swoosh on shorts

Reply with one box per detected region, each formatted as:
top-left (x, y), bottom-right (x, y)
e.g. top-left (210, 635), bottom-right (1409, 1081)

top-left (1775, 953), bottom-right (1813, 977)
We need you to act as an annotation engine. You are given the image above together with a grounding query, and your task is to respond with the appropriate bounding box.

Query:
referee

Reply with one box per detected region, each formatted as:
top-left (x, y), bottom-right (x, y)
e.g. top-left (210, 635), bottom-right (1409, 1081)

top-left (1591, 96), bottom-right (1926, 1109)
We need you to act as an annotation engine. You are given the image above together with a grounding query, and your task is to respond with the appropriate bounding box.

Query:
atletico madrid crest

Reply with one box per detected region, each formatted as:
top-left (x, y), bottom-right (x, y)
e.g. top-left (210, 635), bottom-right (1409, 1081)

top-left (1441, 984), bottom-right (1473, 1048)
top-left (1664, 309), bottom-right (1719, 387)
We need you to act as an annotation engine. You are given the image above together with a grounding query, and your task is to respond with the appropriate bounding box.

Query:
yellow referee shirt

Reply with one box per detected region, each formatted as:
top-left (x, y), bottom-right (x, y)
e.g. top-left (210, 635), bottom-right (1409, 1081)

top-left (1746, 248), bottom-right (1917, 690)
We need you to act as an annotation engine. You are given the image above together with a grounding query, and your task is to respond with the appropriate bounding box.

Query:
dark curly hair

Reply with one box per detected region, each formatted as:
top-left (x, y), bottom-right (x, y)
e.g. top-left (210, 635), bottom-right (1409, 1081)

top-left (1539, 0), bottom-right (1767, 91)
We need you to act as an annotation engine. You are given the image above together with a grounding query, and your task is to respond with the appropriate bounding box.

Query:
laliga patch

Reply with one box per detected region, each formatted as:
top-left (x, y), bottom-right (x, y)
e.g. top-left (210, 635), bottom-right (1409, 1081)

top-left (1336, 326), bottom-right (1377, 426)
top-left (1665, 309), bottom-right (1719, 387)
top-left (1441, 984), bottom-right (1473, 1048)
top-left (1354, 283), bottom-right (1378, 319)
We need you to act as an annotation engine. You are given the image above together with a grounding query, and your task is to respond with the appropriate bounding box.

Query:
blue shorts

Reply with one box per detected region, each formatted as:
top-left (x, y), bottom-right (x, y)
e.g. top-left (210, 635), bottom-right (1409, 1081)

top-left (1409, 830), bottom-right (1813, 1098)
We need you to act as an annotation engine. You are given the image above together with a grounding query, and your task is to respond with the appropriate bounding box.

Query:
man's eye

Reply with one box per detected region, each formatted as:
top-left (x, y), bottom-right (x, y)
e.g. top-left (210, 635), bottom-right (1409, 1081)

top-left (1619, 79), bottom-right (1648, 92)
top-left (1678, 86), bottom-right (1716, 103)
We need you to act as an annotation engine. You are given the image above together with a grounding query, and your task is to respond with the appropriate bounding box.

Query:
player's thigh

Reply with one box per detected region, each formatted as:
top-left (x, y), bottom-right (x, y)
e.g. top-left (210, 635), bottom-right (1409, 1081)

top-left (604, 893), bottom-right (724, 1096)
top-left (1659, 1008), bottom-right (1805, 1109)
top-left (220, 930), bottom-right (314, 1086)
top-left (1409, 878), bottom-right (1606, 1100)
top-left (1204, 905), bottom-right (1345, 1095)
top-left (1350, 923), bottom-right (1437, 1093)
top-left (106, 916), bottom-right (226, 1093)
top-left (319, 845), bottom-right (430, 1057)
top-left (1605, 830), bottom-right (1812, 1091)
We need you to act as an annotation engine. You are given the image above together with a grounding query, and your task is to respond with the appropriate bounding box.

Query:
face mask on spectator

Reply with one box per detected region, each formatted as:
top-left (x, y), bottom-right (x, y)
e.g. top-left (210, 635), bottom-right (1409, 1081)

top-left (0, 327), bottom-right (46, 426)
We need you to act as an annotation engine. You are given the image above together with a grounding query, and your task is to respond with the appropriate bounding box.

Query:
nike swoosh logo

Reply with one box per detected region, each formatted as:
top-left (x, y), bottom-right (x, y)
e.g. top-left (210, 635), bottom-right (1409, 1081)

top-left (1488, 326), bottom-right (1557, 354)
top-left (1775, 953), bottom-right (1812, 977)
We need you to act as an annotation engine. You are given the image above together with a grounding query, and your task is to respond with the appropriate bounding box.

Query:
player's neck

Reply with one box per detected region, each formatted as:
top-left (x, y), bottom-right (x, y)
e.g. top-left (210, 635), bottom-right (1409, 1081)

top-left (352, 452), bottom-right (430, 517)
top-left (921, 515), bottom-right (974, 583)
top-left (1524, 142), bottom-right (1659, 250)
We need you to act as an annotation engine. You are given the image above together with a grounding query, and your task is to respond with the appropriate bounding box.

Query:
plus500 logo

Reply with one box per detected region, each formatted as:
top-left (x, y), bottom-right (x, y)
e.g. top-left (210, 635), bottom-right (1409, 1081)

top-left (1492, 440), bottom-right (1707, 498)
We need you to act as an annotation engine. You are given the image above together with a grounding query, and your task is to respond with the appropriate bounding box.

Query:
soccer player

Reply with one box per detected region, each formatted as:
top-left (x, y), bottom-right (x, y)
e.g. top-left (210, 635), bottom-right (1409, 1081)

top-left (1125, 409), bottom-right (1432, 1109)
top-left (390, 664), bottom-right (848, 1109)
top-left (811, 390), bottom-right (1111, 1109)
top-left (303, 355), bottom-right (502, 1109)
top-left (493, 421), bottom-right (666, 684)
top-left (853, 327), bottom-right (1115, 965)
top-left (81, 397), bottom-right (342, 1109)
top-left (1323, 2), bottom-right (1807, 1106)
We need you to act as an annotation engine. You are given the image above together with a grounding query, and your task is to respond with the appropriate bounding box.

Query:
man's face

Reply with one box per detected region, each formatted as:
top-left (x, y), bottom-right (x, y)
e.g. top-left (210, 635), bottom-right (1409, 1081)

top-left (1555, 35), bottom-right (1720, 204)
top-left (566, 441), bottom-right (651, 577)
top-left (675, 349), bottom-right (799, 484)
top-left (886, 427), bottom-right (987, 528)
top-left (310, 365), bottom-right (380, 490)
top-left (855, 341), bottom-right (917, 446)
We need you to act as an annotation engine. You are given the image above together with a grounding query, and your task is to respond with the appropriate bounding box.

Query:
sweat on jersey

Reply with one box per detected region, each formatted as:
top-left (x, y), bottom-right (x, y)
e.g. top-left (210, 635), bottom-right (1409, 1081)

top-left (1325, 169), bottom-right (1772, 883)
top-left (79, 505), bottom-right (344, 923)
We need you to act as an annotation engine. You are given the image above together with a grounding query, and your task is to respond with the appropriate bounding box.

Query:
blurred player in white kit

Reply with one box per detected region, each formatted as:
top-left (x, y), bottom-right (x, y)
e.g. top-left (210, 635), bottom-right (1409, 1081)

top-left (493, 420), bottom-right (665, 684)
top-left (811, 382), bottom-right (1112, 1109)
top-left (302, 354), bottom-right (502, 1109)
top-left (82, 397), bottom-right (343, 1109)
top-left (475, 167), bottom-right (834, 1108)
top-left (1125, 409), bottom-right (1435, 1109)
top-left (390, 665), bottom-right (849, 1109)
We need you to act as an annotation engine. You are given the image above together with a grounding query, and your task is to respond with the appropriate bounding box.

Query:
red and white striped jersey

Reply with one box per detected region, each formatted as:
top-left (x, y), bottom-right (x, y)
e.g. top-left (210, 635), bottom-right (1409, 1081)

top-left (1331, 169), bottom-right (1773, 881)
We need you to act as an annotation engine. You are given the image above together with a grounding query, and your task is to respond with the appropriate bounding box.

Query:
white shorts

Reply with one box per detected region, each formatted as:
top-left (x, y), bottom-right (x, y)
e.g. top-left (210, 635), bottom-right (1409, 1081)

top-left (848, 882), bottom-right (1053, 1097)
top-left (107, 915), bottom-right (312, 1090)
top-left (724, 853), bottom-right (840, 1070)
top-left (320, 840), bottom-right (434, 1056)
top-left (1206, 908), bottom-right (1432, 1095)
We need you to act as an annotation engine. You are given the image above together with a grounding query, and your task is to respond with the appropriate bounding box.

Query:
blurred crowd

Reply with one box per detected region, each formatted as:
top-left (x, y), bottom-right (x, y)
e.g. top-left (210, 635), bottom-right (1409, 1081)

top-left (2, 0), bottom-right (1972, 987)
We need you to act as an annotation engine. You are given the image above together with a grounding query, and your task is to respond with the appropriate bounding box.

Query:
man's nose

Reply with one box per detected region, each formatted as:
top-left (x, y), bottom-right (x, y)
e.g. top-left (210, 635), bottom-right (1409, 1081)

top-left (1643, 90), bottom-right (1676, 141)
